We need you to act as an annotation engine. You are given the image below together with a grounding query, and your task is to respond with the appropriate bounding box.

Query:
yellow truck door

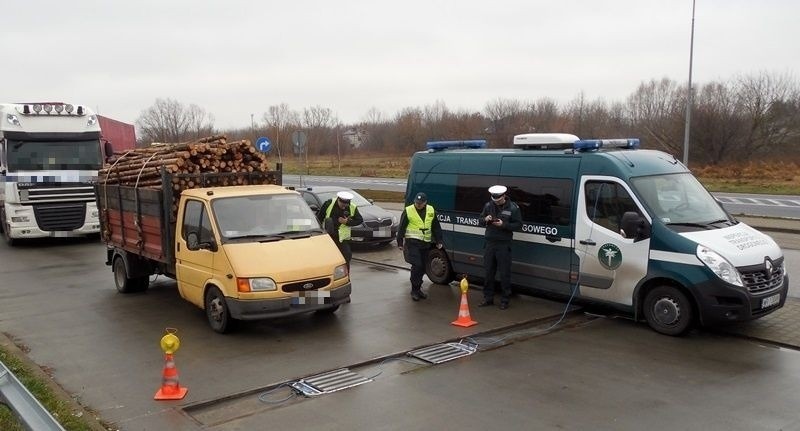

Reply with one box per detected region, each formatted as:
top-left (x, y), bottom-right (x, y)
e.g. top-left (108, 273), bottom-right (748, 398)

top-left (176, 198), bottom-right (216, 307)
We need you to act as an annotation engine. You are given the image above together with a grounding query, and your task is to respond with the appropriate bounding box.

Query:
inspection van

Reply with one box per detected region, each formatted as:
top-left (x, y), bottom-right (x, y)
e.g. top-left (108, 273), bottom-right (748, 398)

top-left (406, 134), bottom-right (788, 335)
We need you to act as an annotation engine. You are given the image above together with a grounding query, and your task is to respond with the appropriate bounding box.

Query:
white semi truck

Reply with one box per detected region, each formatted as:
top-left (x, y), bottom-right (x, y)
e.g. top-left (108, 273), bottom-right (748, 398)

top-left (0, 102), bottom-right (104, 245)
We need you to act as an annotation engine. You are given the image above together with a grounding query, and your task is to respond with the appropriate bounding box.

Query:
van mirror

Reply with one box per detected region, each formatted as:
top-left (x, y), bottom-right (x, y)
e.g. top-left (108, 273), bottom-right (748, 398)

top-left (621, 211), bottom-right (650, 241)
top-left (200, 238), bottom-right (218, 252)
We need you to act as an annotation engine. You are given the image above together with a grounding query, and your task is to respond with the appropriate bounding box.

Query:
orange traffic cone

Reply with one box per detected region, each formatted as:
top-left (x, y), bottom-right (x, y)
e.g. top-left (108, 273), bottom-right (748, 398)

top-left (154, 353), bottom-right (188, 400)
top-left (451, 277), bottom-right (477, 327)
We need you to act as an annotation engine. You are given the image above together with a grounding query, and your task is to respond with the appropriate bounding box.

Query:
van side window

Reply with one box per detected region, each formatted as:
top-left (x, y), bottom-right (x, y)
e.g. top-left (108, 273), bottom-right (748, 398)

top-left (182, 200), bottom-right (213, 243)
top-left (585, 182), bottom-right (640, 235)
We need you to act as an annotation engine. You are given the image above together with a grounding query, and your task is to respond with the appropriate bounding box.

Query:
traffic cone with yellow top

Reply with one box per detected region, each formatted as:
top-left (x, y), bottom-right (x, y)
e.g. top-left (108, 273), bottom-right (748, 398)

top-left (451, 276), bottom-right (477, 327)
top-left (154, 328), bottom-right (188, 400)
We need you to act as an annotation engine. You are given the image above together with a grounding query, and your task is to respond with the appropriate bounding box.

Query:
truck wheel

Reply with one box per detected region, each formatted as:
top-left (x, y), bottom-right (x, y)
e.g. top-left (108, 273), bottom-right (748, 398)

top-left (426, 248), bottom-right (454, 285)
top-left (643, 285), bottom-right (694, 336)
top-left (113, 256), bottom-right (147, 293)
top-left (205, 286), bottom-right (233, 334)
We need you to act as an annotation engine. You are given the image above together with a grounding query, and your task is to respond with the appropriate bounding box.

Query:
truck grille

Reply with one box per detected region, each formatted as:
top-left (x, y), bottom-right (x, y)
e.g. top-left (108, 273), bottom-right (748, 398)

top-left (19, 184), bottom-right (96, 204)
top-left (282, 278), bottom-right (331, 292)
top-left (33, 203), bottom-right (87, 231)
top-left (740, 258), bottom-right (784, 294)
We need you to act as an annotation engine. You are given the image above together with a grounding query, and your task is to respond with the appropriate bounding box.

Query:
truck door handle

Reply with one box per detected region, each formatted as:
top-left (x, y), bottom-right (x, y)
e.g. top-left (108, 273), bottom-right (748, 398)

top-left (545, 234), bottom-right (561, 243)
top-left (579, 239), bottom-right (596, 246)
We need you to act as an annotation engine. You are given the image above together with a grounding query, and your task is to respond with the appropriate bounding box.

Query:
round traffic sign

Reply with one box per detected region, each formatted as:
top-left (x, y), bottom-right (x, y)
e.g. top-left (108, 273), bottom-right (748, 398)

top-left (255, 136), bottom-right (271, 153)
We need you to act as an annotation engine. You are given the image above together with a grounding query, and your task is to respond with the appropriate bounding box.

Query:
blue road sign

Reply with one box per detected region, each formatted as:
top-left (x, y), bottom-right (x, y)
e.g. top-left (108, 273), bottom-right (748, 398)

top-left (255, 136), bottom-right (272, 153)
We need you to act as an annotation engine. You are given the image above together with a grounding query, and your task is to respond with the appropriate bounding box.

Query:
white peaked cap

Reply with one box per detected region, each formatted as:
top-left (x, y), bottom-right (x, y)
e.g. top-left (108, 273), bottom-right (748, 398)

top-left (337, 191), bottom-right (355, 201)
top-left (488, 185), bottom-right (507, 195)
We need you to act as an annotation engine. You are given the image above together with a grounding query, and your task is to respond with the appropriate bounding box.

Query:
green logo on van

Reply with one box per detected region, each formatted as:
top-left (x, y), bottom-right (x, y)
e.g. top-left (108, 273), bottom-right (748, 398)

top-left (598, 243), bottom-right (622, 270)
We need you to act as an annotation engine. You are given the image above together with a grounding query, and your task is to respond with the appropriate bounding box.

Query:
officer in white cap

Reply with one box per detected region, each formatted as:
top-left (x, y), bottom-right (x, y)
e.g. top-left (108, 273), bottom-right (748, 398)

top-left (396, 192), bottom-right (443, 301)
top-left (320, 190), bottom-right (364, 269)
top-left (478, 185), bottom-right (522, 309)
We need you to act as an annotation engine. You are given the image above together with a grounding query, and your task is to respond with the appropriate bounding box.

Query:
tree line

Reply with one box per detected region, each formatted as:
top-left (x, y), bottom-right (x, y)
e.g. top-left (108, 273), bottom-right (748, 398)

top-left (136, 71), bottom-right (800, 165)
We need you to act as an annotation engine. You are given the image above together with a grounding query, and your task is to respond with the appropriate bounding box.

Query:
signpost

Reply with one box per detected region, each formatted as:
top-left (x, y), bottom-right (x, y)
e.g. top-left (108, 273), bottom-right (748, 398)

top-left (292, 130), bottom-right (309, 174)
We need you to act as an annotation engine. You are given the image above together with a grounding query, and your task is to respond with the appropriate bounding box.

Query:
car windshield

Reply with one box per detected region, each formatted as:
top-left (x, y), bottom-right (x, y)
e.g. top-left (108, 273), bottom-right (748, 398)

top-left (315, 190), bottom-right (371, 207)
top-left (631, 173), bottom-right (732, 228)
top-left (212, 193), bottom-right (321, 241)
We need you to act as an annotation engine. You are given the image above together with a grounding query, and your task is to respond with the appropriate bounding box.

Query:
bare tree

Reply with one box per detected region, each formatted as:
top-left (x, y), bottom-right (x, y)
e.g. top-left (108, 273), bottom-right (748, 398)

top-left (626, 78), bottom-right (685, 154)
top-left (262, 103), bottom-right (299, 160)
top-left (484, 98), bottom-right (524, 147)
top-left (733, 71), bottom-right (800, 157)
top-left (136, 98), bottom-right (215, 144)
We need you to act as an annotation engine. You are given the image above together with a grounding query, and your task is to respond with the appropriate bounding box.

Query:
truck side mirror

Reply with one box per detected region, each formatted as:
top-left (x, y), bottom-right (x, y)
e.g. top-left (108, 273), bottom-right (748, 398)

top-left (621, 211), bottom-right (650, 241)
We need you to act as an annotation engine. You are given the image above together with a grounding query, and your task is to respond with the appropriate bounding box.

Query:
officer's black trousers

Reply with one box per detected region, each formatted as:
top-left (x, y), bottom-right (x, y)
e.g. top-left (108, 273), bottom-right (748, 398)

top-left (483, 241), bottom-right (512, 303)
top-left (404, 240), bottom-right (430, 292)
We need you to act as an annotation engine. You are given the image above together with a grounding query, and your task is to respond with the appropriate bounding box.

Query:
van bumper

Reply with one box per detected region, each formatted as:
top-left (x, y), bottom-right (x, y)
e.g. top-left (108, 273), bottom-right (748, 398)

top-left (695, 275), bottom-right (789, 326)
top-left (226, 283), bottom-right (352, 320)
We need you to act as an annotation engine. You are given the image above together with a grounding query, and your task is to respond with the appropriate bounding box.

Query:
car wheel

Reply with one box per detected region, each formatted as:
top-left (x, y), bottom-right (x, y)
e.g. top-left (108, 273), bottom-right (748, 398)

top-left (205, 286), bottom-right (233, 334)
top-left (426, 248), bottom-right (454, 285)
top-left (643, 285), bottom-right (694, 336)
top-left (113, 256), bottom-right (147, 293)
top-left (314, 304), bottom-right (340, 315)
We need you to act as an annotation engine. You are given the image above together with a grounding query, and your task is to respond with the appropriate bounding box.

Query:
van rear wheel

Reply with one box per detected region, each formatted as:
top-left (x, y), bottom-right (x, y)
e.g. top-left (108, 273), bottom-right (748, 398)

top-left (643, 285), bottom-right (693, 336)
top-left (113, 256), bottom-right (148, 293)
top-left (205, 286), bottom-right (233, 333)
top-left (426, 248), bottom-right (454, 285)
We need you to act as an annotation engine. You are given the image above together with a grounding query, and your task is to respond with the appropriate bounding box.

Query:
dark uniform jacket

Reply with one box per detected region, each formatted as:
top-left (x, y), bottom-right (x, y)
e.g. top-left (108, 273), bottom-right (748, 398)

top-left (478, 200), bottom-right (522, 242)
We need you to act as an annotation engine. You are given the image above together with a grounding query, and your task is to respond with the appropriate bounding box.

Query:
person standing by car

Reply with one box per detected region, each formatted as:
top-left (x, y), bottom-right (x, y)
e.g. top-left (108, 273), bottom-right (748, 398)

top-left (396, 192), bottom-right (443, 301)
top-left (478, 185), bottom-right (522, 310)
top-left (319, 191), bottom-right (364, 270)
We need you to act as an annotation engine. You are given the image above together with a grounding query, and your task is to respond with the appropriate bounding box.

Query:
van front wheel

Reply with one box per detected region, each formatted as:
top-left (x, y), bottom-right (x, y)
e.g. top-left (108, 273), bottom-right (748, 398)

top-left (205, 286), bottom-right (233, 334)
top-left (426, 248), bottom-right (454, 285)
top-left (643, 286), bottom-right (693, 336)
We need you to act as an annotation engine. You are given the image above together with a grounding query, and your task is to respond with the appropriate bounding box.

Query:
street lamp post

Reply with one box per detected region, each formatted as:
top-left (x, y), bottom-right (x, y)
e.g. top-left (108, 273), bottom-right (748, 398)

top-left (682, 0), bottom-right (696, 166)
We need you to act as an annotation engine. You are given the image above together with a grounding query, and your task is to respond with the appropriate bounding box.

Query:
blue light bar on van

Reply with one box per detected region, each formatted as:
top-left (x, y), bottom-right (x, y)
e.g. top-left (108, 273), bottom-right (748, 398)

top-left (574, 139), bottom-right (640, 151)
top-left (426, 140), bottom-right (487, 150)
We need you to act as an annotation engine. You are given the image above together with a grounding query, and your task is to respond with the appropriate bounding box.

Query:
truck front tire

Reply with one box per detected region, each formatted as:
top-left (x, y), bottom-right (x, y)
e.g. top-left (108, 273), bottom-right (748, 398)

top-left (205, 286), bottom-right (233, 333)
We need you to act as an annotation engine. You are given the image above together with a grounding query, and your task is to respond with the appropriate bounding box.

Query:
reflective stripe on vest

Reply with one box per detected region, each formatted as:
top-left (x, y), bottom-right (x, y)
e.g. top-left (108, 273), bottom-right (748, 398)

top-left (326, 201), bottom-right (357, 242)
top-left (404, 204), bottom-right (434, 242)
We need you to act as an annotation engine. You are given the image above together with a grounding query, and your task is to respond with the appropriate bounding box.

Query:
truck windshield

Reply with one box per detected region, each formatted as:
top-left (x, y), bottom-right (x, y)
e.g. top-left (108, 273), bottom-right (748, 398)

top-left (631, 173), bottom-right (733, 229)
top-left (213, 194), bottom-right (322, 241)
top-left (7, 139), bottom-right (102, 170)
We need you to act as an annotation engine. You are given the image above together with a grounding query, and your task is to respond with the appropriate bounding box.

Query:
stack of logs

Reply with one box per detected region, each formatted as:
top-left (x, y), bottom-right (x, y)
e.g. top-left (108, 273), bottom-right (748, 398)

top-left (99, 135), bottom-right (278, 190)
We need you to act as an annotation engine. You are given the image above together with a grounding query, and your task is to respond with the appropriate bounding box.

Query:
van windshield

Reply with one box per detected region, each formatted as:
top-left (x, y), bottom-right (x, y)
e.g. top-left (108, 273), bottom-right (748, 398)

top-left (212, 194), bottom-right (322, 242)
top-left (631, 173), bottom-right (734, 230)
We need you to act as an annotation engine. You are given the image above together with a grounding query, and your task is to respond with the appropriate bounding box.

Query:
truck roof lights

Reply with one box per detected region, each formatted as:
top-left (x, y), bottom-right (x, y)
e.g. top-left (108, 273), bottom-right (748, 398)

top-left (43, 104), bottom-right (53, 113)
top-left (33, 104), bottom-right (42, 113)
top-left (426, 140), bottom-right (487, 151)
top-left (54, 104), bottom-right (64, 113)
top-left (65, 104), bottom-right (74, 114)
top-left (17, 103), bottom-right (86, 116)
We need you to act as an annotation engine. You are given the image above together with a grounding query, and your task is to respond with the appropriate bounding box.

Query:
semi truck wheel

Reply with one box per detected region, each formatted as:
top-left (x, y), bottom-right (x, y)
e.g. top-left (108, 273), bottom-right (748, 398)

top-left (426, 248), bottom-right (454, 285)
top-left (643, 285), bottom-right (694, 336)
top-left (205, 286), bottom-right (233, 333)
top-left (113, 256), bottom-right (148, 293)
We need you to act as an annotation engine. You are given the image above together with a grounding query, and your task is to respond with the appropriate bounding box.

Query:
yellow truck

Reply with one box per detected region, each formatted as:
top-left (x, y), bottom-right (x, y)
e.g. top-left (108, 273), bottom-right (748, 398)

top-left (96, 169), bottom-right (351, 333)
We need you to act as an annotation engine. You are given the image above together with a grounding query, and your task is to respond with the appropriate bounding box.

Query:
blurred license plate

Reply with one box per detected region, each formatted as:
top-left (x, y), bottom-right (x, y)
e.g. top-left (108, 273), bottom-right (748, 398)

top-left (374, 227), bottom-right (390, 237)
top-left (761, 294), bottom-right (780, 309)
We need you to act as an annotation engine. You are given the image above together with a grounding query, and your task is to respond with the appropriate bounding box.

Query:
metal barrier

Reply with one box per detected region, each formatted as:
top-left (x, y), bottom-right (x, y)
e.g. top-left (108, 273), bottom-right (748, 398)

top-left (0, 360), bottom-right (65, 431)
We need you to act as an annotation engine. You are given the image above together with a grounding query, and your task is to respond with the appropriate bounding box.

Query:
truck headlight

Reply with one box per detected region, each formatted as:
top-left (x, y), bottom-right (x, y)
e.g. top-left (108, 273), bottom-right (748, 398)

top-left (334, 264), bottom-right (348, 280)
top-left (11, 216), bottom-right (29, 223)
top-left (237, 277), bottom-right (277, 292)
top-left (697, 245), bottom-right (743, 287)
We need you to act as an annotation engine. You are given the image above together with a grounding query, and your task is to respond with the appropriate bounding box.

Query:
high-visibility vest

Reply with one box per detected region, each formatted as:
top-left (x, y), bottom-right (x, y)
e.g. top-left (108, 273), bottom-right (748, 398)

top-left (404, 204), bottom-right (435, 242)
top-left (325, 201), bottom-right (357, 242)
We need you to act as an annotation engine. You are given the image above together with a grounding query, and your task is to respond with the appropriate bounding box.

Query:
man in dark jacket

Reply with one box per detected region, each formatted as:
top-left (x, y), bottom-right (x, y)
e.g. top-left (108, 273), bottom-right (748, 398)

top-left (319, 191), bottom-right (364, 270)
top-left (396, 192), bottom-right (443, 301)
top-left (478, 185), bottom-right (522, 310)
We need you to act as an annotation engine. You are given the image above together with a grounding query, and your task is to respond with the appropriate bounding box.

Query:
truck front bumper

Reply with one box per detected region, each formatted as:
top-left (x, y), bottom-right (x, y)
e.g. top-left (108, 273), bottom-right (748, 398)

top-left (226, 283), bottom-right (352, 320)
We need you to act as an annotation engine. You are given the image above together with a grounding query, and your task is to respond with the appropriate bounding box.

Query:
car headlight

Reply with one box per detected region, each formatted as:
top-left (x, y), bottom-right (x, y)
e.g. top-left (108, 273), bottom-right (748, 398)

top-left (237, 277), bottom-right (277, 292)
top-left (696, 244), bottom-right (743, 287)
top-left (334, 264), bottom-right (348, 280)
top-left (391, 215), bottom-right (398, 225)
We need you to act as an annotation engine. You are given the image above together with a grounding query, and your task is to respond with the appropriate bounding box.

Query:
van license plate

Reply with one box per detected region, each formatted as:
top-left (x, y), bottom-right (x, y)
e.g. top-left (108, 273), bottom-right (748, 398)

top-left (761, 294), bottom-right (781, 309)
top-left (374, 227), bottom-right (390, 237)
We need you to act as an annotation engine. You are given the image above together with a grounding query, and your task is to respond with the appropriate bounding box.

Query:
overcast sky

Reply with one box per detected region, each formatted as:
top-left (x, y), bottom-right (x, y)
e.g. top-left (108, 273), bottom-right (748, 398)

top-left (5, 0), bottom-right (799, 129)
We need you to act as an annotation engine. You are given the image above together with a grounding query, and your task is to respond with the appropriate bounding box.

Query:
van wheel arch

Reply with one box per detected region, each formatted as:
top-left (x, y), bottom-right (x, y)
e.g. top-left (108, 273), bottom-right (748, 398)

top-left (204, 284), bottom-right (236, 333)
top-left (637, 279), bottom-right (698, 336)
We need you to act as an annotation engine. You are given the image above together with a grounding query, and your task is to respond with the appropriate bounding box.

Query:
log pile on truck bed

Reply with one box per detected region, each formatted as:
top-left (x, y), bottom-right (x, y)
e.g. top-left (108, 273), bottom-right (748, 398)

top-left (97, 135), bottom-right (281, 223)
top-left (99, 135), bottom-right (277, 189)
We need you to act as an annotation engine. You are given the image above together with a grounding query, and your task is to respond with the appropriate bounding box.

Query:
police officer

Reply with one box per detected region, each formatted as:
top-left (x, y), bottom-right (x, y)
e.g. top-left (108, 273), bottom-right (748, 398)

top-left (478, 185), bottom-right (522, 310)
top-left (319, 191), bottom-right (364, 270)
top-left (396, 192), bottom-right (443, 301)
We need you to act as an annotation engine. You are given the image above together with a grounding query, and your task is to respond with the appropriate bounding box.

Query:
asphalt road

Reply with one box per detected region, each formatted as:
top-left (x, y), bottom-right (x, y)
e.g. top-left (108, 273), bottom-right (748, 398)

top-left (1, 234), bottom-right (799, 430)
top-left (283, 174), bottom-right (800, 219)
